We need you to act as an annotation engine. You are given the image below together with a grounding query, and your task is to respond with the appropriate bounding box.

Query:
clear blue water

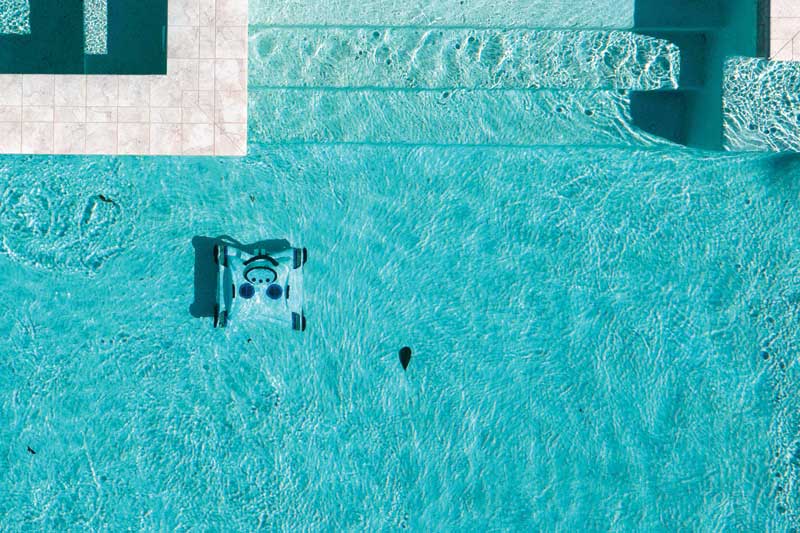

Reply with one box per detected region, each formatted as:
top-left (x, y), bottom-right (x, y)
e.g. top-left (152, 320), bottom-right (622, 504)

top-left (0, 0), bottom-right (28, 34)
top-left (84, 0), bottom-right (107, 55)
top-left (1, 1), bottom-right (800, 531)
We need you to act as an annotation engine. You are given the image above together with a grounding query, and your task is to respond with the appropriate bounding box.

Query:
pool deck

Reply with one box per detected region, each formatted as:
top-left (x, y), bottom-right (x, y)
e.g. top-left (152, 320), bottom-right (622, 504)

top-left (771, 0), bottom-right (800, 60)
top-left (0, 0), bottom-right (247, 156)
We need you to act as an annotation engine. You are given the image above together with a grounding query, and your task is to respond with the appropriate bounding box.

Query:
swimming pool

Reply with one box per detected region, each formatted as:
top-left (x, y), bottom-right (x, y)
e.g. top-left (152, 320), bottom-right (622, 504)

top-left (0, 0), bottom-right (798, 530)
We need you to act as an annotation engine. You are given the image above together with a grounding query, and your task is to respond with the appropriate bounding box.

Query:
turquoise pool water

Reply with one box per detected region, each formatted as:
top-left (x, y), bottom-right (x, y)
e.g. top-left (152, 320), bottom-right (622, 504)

top-left (1, 1), bottom-right (800, 531)
top-left (0, 0), bottom-right (28, 34)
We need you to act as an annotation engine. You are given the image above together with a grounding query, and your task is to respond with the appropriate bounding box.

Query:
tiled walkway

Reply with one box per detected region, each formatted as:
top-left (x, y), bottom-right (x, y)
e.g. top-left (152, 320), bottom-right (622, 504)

top-left (0, 0), bottom-right (247, 156)
top-left (771, 1), bottom-right (800, 60)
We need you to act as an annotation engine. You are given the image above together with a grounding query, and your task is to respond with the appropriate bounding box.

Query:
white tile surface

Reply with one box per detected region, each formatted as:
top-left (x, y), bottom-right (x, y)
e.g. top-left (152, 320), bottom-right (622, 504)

top-left (151, 123), bottom-right (182, 154)
top-left (0, 122), bottom-right (21, 152)
top-left (215, 26), bottom-right (247, 58)
top-left (86, 106), bottom-right (117, 122)
top-left (55, 76), bottom-right (86, 107)
top-left (87, 76), bottom-right (119, 106)
top-left (216, 0), bottom-right (246, 26)
top-left (22, 106), bottom-right (54, 122)
top-left (5, 0), bottom-right (247, 155)
top-left (21, 122), bottom-right (53, 153)
top-left (86, 123), bottom-right (118, 154)
top-left (215, 122), bottom-right (246, 155)
top-left (169, 26), bottom-right (200, 58)
top-left (55, 106), bottom-right (86, 122)
top-left (54, 122), bottom-right (86, 154)
top-left (182, 123), bottom-right (214, 154)
top-left (0, 76), bottom-right (22, 105)
top-left (22, 76), bottom-right (54, 106)
top-left (771, 1), bottom-right (800, 60)
top-left (0, 106), bottom-right (21, 121)
top-left (119, 106), bottom-right (151, 123)
top-left (119, 77), bottom-right (150, 106)
top-left (118, 123), bottom-right (150, 154)
top-left (215, 59), bottom-right (246, 91)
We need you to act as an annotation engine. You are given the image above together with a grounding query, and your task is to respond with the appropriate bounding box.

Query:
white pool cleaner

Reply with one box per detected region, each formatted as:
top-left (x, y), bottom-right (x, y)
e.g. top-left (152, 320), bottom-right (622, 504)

top-left (213, 240), bottom-right (307, 331)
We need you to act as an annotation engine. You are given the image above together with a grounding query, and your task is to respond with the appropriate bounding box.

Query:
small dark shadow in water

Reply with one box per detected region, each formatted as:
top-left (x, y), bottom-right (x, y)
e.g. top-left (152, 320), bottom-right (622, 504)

top-left (765, 153), bottom-right (800, 195)
top-left (189, 235), bottom-right (291, 318)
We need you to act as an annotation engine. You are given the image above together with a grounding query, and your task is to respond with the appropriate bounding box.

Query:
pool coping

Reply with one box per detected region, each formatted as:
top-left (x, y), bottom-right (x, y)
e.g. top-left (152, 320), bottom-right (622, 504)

top-left (769, 0), bottom-right (800, 60)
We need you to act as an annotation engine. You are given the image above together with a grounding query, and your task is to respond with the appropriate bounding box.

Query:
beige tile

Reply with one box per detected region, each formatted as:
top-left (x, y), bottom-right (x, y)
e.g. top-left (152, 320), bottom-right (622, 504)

top-left (0, 122), bottom-right (21, 153)
top-left (118, 123), bottom-right (150, 154)
top-left (150, 77), bottom-right (183, 107)
top-left (216, 0), bottom-right (247, 26)
top-left (215, 91), bottom-right (246, 122)
top-left (169, 26), bottom-right (200, 58)
top-left (150, 123), bottom-right (182, 154)
top-left (199, 0), bottom-right (216, 26)
top-left (21, 122), bottom-right (53, 154)
top-left (55, 76), bottom-right (86, 107)
top-left (215, 123), bottom-right (246, 155)
top-left (22, 75), bottom-right (54, 106)
top-left (0, 75), bottom-right (22, 105)
top-left (0, 106), bottom-right (21, 121)
top-left (119, 106), bottom-right (150, 122)
top-left (151, 107), bottom-right (182, 123)
top-left (773, 2), bottom-right (800, 17)
top-left (119, 77), bottom-right (151, 106)
top-left (86, 106), bottom-right (117, 122)
top-left (182, 90), bottom-right (199, 108)
top-left (169, 0), bottom-right (200, 26)
top-left (771, 38), bottom-right (793, 59)
top-left (182, 123), bottom-right (214, 154)
top-left (771, 18), bottom-right (800, 40)
top-left (215, 59), bottom-right (246, 91)
top-left (183, 90), bottom-right (215, 123)
top-left (169, 59), bottom-right (200, 90)
top-left (54, 122), bottom-right (86, 154)
top-left (200, 26), bottom-right (216, 58)
top-left (87, 76), bottom-right (119, 106)
top-left (198, 60), bottom-right (215, 90)
top-left (22, 106), bottom-right (54, 122)
top-left (55, 107), bottom-right (86, 122)
top-left (86, 123), bottom-right (117, 154)
top-left (215, 26), bottom-right (247, 58)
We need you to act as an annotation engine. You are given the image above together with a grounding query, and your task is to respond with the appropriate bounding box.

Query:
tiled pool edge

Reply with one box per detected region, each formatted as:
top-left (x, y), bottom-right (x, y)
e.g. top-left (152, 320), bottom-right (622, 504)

top-left (770, 0), bottom-right (800, 60)
top-left (0, 0), bottom-right (247, 156)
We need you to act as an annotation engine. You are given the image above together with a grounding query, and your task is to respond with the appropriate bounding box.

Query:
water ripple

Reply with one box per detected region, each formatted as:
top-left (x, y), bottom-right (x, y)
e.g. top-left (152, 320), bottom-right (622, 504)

top-left (250, 28), bottom-right (679, 91)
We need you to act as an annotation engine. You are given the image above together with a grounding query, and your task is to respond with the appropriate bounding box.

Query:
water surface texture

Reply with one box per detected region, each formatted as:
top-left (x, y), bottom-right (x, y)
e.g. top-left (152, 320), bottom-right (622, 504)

top-left (1, 0), bottom-right (799, 531)
top-left (250, 0), bottom-right (632, 28)
top-left (84, 0), bottom-right (108, 54)
top-left (725, 57), bottom-right (800, 152)
top-left (249, 28), bottom-right (679, 90)
top-left (0, 0), bottom-right (28, 34)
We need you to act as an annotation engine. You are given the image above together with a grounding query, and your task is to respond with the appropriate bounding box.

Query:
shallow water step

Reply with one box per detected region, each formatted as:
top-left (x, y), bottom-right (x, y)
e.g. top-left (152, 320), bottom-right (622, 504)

top-left (249, 28), bottom-right (679, 91)
top-left (249, 88), bottom-right (663, 147)
top-left (250, 0), bottom-right (633, 28)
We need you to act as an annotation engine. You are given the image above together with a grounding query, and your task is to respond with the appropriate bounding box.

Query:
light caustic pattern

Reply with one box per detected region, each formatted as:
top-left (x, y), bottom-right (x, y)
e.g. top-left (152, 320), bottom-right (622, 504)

top-left (0, 0), bottom-right (798, 530)
top-left (249, 28), bottom-right (679, 91)
top-left (0, 147), bottom-right (798, 530)
top-left (724, 57), bottom-right (800, 152)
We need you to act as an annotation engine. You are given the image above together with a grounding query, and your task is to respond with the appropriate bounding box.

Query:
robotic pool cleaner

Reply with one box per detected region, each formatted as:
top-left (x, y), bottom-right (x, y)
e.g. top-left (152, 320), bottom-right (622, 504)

top-left (213, 240), bottom-right (307, 331)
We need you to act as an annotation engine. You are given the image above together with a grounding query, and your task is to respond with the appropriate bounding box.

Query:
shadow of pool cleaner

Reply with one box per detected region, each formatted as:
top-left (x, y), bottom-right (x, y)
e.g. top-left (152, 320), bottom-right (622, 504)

top-left (190, 235), bottom-right (307, 331)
